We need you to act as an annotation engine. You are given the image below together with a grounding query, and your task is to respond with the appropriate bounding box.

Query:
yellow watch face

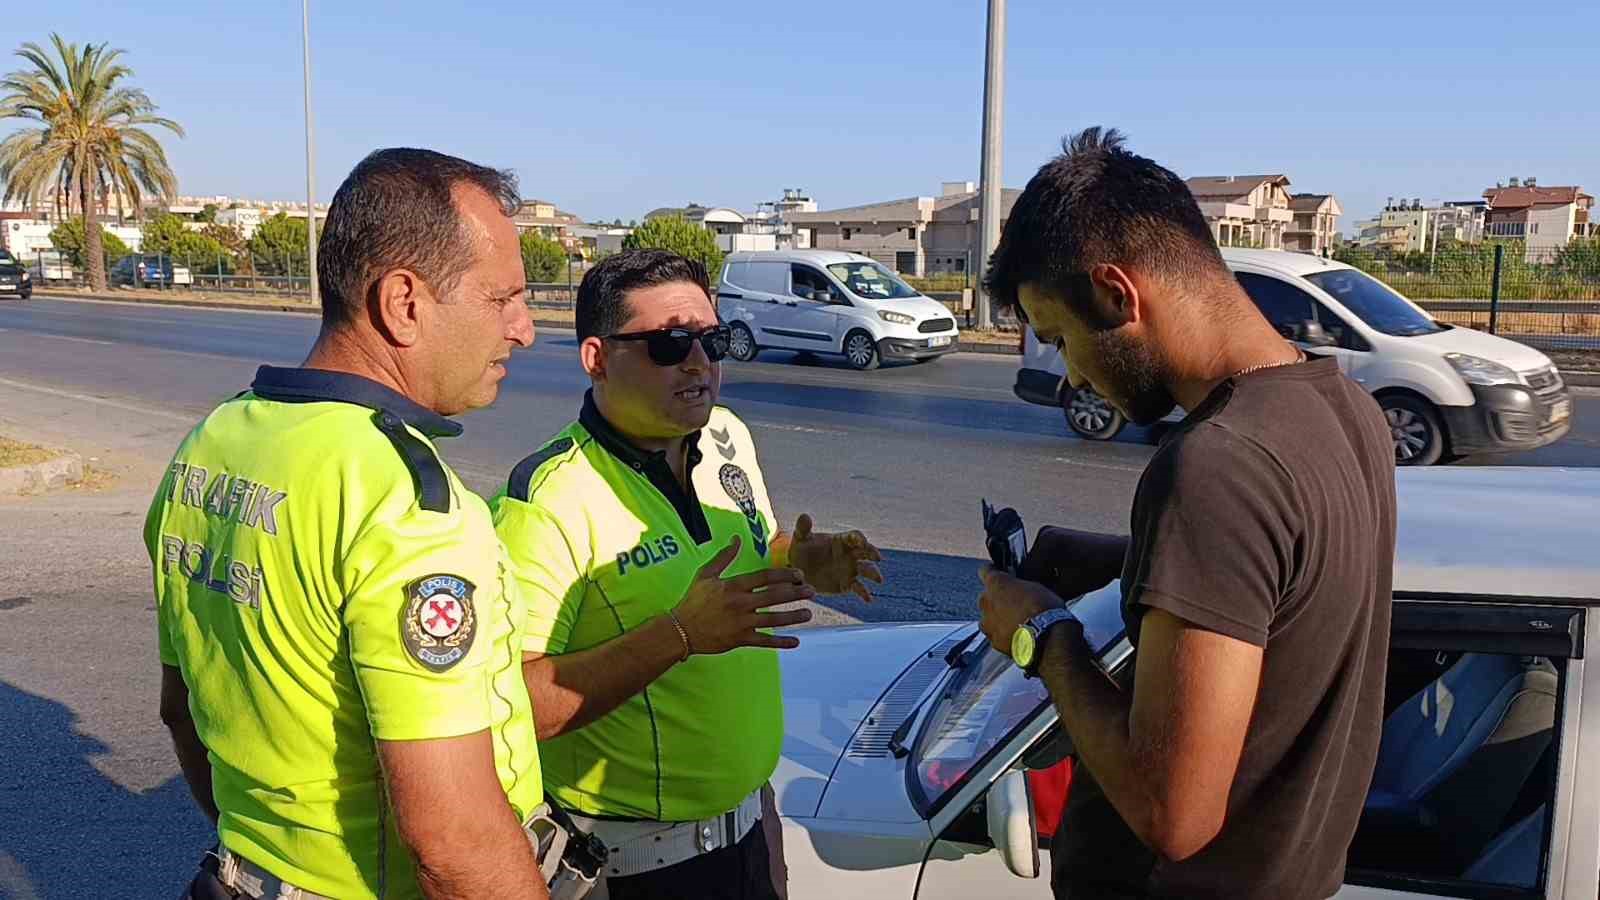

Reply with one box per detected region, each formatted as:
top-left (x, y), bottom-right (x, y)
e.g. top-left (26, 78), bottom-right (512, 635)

top-left (1012, 626), bottom-right (1036, 669)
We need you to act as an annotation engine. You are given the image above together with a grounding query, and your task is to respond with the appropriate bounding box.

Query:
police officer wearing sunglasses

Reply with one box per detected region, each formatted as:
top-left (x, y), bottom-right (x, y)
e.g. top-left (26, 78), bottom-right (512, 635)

top-left (491, 249), bottom-right (884, 899)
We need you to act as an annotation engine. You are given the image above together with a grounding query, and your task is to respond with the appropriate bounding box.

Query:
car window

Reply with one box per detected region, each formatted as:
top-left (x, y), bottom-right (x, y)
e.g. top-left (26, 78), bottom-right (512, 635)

top-left (790, 265), bottom-right (836, 302)
top-left (723, 262), bottom-right (750, 289)
top-left (1344, 600), bottom-right (1573, 897)
top-left (745, 261), bottom-right (789, 296)
top-left (825, 260), bottom-right (920, 300)
top-left (909, 640), bottom-right (1050, 815)
top-left (1305, 269), bottom-right (1445, 337)
top-left (1314, 302), bottom-right (1370, 351)
top-left (1235, 272), bottom-right (1315, 339)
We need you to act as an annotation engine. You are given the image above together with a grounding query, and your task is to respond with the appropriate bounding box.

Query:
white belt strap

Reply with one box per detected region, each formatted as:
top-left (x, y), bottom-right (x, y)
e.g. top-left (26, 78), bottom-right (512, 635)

top-left (213, 848), bottom-right (332, 900)
top-left (576, 789), bottom-right (764, 879)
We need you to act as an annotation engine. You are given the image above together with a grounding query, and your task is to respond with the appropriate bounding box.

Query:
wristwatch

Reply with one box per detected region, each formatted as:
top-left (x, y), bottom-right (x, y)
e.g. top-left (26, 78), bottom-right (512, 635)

top-left (1012, 607), bottom-right (1076, 678)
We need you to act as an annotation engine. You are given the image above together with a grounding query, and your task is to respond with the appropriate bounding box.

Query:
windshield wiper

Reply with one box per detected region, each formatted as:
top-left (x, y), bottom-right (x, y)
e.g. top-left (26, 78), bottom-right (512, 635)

top-left (887, 631), bottom-right (983, 758)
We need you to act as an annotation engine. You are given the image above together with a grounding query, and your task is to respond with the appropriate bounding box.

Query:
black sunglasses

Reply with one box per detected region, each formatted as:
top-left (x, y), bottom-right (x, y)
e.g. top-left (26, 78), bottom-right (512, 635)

top-left (604, 325), bottom-right (732, 366)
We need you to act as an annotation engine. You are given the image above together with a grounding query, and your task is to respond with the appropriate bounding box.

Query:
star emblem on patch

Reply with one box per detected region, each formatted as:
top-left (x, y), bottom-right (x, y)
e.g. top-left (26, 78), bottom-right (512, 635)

top-left (400, 574), bottom-right (478, 671)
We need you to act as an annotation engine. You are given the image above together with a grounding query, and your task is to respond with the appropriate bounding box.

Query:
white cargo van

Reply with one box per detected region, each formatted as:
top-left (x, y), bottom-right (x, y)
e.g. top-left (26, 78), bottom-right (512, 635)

top-left (1015, 248), bottom-right (1572, 465)
top-left (717, 250), bottom-right (961, 370)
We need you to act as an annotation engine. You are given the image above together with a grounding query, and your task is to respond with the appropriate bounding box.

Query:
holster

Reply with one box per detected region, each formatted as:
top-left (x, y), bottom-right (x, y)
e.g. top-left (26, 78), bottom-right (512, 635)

top-left (526, 800), bottom-right (609, 900)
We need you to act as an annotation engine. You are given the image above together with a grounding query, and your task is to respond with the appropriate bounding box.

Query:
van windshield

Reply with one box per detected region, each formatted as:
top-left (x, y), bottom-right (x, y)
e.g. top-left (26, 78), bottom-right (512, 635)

top-left (826, 261), bottom-right (920, 301)
top-left (1305, 269), bottom-right (1445, 337)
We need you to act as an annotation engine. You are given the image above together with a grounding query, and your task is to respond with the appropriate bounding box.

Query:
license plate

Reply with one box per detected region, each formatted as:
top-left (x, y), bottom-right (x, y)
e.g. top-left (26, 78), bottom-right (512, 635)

top-left (1546, 399), bottom-right (1571, 424)
top-left (929, 335), bottom-right (952, 347)
top-left (0, 283), bottom-right (16, 291)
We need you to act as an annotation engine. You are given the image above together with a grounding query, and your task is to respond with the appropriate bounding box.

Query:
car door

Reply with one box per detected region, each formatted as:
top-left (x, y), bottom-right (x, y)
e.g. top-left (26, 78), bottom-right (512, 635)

top-left (1235, 271), bottom-right (1367, 378)
top-left (787, 263), bottom-right (854, 352)
top-left (1334, 596), bottom-right (1591, 899)
top-left (741, 260), bottom-right (805, 350)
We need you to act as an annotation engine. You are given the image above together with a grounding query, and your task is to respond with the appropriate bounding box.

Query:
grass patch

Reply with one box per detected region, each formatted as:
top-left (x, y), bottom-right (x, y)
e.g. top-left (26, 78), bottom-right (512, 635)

top-left (0, 438), bottom-right (60, 468)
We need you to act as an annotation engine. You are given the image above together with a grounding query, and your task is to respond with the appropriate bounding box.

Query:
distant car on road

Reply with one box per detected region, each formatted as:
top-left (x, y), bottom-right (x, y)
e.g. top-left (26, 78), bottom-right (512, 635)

top-left (0, 249), bottom-right (34, 299)
top-left (109, 254), bottom-right (176, 287)
top-left (1015, 248), bottom-right (1572, 465)
top-left (775, 466), bottom-right (1598, 898)
top-left (717, 250), bottom-right (961, 370)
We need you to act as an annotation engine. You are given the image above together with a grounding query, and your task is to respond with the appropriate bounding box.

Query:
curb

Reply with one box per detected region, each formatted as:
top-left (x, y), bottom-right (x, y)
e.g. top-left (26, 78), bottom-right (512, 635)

top-left (955, 340), bottom-right (1021, 356)
top-left (0, 452), bottom-right (84, 496)
top-left (1565, 372), bottom-right (1600, 388)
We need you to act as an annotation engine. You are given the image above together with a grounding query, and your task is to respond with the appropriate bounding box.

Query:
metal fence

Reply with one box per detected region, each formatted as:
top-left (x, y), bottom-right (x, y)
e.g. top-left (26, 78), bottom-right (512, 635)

top-left (22, 246), bottom-right (592, 310)
top-left (1335, 241), bottom-right (1600, 352)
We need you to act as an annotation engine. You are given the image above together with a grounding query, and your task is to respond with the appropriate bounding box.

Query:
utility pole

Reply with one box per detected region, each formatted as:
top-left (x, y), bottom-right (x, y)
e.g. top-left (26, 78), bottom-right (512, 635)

top-left (301, 0), bottom-right (319, 305)
top-left (974, 0), bottom-right (1006, 329)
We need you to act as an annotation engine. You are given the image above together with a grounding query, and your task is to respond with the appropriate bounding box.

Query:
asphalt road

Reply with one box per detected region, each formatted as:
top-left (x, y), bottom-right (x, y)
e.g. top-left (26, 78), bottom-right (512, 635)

top-left (1, 296), bottom-right (1598, 899)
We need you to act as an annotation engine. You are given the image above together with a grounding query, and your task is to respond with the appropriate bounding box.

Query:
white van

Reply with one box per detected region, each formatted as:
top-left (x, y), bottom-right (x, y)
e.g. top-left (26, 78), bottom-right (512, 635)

top-left (1015, 248), bottom-right (1573, 466)
top-left (717, 250), bottom-right (961, 370)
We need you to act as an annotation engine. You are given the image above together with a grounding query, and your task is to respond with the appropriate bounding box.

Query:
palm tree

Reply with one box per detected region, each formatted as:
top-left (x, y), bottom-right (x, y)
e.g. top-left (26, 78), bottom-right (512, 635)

top-left (0, 34), bottom-right (183, 290)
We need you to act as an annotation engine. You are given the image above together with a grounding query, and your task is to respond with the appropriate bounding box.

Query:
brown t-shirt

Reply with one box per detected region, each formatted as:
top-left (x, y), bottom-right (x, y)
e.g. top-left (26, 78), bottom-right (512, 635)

top-left (1054, 356), bottom-right (1396, 900)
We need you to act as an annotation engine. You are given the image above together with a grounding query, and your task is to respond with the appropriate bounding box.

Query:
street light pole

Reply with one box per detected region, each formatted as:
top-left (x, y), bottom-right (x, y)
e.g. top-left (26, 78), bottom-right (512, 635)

top-left (301, 0), bottom-right (319, 305)
top-left (974, 0), bottom-right (1006, 329)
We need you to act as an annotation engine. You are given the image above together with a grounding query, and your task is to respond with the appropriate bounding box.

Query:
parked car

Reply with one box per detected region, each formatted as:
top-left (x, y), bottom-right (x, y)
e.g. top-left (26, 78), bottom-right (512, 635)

top-left (717, 250), bottom-right (961, 370)
top-left (109, 254), bottom-right (176, 287)
top-left (0, 249), bottom-right (34, 299)
top-left (1014, 248), bottom-right (1573, 465)
top-left (775, 466), bottom-right (1598, 898)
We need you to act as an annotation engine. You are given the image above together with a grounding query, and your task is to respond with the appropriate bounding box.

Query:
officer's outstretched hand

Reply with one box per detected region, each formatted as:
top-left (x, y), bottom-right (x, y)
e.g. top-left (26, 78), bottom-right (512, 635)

top-left (675, 536), bottom-right (815, 654)
top-left (788, 513), bottom-right (885, 602)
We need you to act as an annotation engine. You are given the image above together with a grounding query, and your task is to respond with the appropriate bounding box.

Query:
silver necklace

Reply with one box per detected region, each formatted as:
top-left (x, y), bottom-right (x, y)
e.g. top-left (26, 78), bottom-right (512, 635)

top-left (1230, 348), bottom-right (1305, 380)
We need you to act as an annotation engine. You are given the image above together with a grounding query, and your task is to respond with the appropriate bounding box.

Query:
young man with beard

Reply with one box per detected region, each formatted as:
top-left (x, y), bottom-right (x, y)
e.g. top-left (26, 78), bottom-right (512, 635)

top-left (975, 128), bottom-right (1397, 899)
top-left (491, 249), bottom-right (884, 899)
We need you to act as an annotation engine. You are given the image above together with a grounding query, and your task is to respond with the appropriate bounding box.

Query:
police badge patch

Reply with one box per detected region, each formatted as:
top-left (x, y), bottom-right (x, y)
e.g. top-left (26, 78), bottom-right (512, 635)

top-left (400, 574), bottom-right (477, 672)
top-left (718, 464), bottom-right (768, 556)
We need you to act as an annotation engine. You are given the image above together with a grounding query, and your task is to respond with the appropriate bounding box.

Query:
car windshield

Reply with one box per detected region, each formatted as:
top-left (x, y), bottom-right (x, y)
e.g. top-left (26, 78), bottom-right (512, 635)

top-left (1305, 269), bottom-right (1445, 337)
top-left (826, 261), bottom-right (920, 301)
top-left (910, 638), bottom-right (1050, 813)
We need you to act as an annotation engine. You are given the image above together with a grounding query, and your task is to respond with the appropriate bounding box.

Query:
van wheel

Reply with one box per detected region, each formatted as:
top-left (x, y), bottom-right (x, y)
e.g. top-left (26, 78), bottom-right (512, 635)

top-left (728, 322), bottom-right (758, 362)
top-left (1380, 395), bottom-right (1445, 466)
top-left (1064, 385), bottom-right (1126, 441)
top-left (844, 331), bottom-right (880, 370)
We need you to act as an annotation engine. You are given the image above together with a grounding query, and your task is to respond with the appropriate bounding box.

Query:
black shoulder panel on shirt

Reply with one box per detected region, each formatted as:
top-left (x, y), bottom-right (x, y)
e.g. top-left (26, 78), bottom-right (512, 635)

top-left (372, 410), bottom-right (452, 514)
top-left (508, 437), bottom-right (575, 502)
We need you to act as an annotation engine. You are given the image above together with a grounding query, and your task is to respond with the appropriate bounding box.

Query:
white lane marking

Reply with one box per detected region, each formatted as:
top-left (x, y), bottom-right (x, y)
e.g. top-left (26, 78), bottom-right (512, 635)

top-left (749, 421), bottom-right (848, 435)
top-left (1051, 456), bottom-right (1144, 473)
top-left (0, 376), bottom-right (196, 423)
top-left (30, 333), bottom-right (113, 346)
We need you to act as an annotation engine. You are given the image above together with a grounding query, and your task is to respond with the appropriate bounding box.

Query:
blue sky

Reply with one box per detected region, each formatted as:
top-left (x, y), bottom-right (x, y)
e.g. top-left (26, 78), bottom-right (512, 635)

top-left (8, 1), bottom-right (1598, 228)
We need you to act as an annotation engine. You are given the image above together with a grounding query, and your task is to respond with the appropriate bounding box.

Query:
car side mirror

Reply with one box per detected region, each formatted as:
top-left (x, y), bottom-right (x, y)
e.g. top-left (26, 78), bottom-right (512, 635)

top-left (1296, 320), bottom-right (1338, 348)
top-left (810, 289), bottom-right (832, 303)
top-left (985, 769), bottom-right (1040, 879)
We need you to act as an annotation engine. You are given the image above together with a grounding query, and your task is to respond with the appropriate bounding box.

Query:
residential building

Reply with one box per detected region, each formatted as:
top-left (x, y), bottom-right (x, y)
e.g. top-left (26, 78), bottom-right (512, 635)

top-left (1434, 201), bottom-right (1487, 244)
top-left (1482, 180), bottom-right (1595, 259)
top-left (514, 199), bottom-right (583, 249)
top-left (1184, 175), bottom-right (1294, 248)
top-left (644, 189), bottom-right (818, 253)
top-left (1286, 193), bottom-right (1343, 255)
top-left (1379, 199), bottom-right (1433, 254)
top-left (785, 181), bottom-right (1020, 276)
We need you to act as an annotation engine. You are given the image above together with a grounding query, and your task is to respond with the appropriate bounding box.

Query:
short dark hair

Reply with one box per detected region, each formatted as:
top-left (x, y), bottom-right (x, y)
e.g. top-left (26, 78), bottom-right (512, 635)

top-left (575, 249), bottom-right (711, 340)
top-left (317, 148), bottom-right (520, 328)
top-left (983, 127), bottom-right (1228, 325)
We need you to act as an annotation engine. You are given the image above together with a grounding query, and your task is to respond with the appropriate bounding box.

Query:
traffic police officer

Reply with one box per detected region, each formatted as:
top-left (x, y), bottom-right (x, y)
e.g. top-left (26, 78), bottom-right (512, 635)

top-left (492, 249), bottom-right (884, 899)
top-left (149, 149), bottom-right (550, 900)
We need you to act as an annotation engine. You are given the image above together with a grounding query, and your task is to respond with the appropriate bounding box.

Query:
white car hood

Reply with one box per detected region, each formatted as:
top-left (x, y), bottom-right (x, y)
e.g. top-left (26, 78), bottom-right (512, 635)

top-left (775, 622), bottom-right (969, 818)
top-left (861, 295), bottom-right (958, 324)
top-left (1405, 325), bottom-right (1553, 373)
